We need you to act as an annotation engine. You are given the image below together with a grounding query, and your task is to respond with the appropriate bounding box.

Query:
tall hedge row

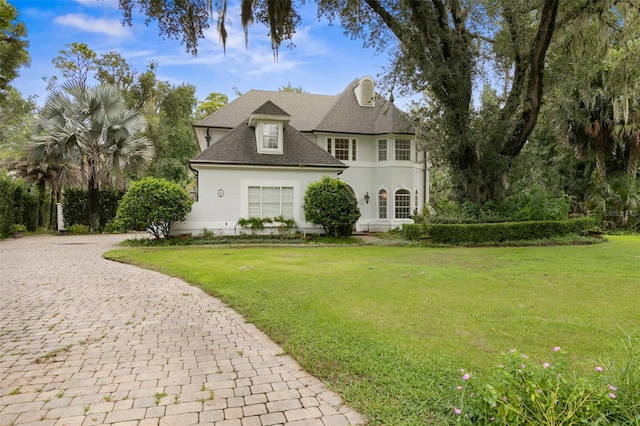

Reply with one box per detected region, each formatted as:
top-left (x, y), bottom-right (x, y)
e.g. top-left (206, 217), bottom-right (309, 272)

top-left (0, 172), bottom-right (39, 238)
top-left (427, 217), bottom-right (596, 244)
top-left (62, 188), bottom-right (124, 230)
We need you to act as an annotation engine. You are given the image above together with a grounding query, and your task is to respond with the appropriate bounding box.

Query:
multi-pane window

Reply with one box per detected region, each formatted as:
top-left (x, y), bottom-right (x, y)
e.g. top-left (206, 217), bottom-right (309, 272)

top-left (395, 139), bottom-right (411, 161)
top-left (378, 139), bottom-right (387, 161)
top-left (262, 123), bottom-right (279, 149)
top-left (395, 189), bottom-right (411, 219)
top-left (327, 138), bottom-right (357, 161)
top-left (335, 138), bottom-right (349, 160)
top-left (378, 189), bottom-right (387, 219)
top-left (248, 186), bottom-right (293, 218)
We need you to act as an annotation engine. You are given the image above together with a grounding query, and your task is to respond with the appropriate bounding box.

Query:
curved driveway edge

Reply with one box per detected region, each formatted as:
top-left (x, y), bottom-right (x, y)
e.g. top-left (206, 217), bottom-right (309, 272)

top-left (0, 234), bottom-right (367, 426)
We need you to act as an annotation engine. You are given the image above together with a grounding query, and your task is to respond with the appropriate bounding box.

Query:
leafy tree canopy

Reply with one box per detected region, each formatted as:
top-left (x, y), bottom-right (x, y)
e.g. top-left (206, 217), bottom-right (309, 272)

top-left (0, 0), bottom-right (29, 104)
top-left (196, 92), bottom-right (228, 120)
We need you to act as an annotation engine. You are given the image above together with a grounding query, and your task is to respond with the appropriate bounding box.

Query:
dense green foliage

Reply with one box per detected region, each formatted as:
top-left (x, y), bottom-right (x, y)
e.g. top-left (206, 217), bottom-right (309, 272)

top-left (303, 176), bottom-right (361, 237)
top-left (402, 223), bottom-right (422, 241)
top-left (114, 177), bottom-right (192, 239)
top-left (427, 217), bottom-right (595, 244)
top-left (0, 171), bottom-right (39, 238)
top-left (588, 174), bottom-right (640, 232)
top-left (0, 0), bottom-right (30, 104)
top-left (106, 236), bottom-right (640, 424)
top-left (61, 188), bottom-right (124, 230)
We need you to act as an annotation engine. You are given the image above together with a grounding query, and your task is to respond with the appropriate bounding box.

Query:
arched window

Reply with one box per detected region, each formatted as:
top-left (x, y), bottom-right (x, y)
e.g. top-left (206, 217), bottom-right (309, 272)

top-left (378, 190), bottom-right (387, 219)
top-left (395, 189), bottom-right (411, 219)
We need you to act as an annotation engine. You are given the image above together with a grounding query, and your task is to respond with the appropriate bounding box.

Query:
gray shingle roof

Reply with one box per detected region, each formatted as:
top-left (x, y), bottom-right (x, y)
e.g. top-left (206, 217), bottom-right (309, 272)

top-left (192, 103), bottom-right (347, 168)
top-left (250, 100), bottom-right (290, 117)
top-left (195, 78), bottom-right (415, 135)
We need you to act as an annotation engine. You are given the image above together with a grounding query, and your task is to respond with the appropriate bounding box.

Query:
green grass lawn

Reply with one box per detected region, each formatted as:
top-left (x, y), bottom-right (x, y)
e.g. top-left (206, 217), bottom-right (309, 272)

top-left (105, 235), bottom-right (640, 424)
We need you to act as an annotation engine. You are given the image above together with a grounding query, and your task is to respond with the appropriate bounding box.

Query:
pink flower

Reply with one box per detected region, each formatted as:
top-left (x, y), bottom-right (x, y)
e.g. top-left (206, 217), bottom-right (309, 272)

top-left (608, 384), bottom-right (617, 392)
top-left (553, 346), bottom-right (561, 352)
top-left (595, 366), bottom-right (603, 372)
top-left (457, 386), bottom-right (463, 391)
top-left (609, 393), bottom-right (616, 399)
top-left (453, 407), bottom-right (462, 415)
top-left (462, 373), bottom-right (470, 381)
top-left (543, 363), bottom-right (550, 369)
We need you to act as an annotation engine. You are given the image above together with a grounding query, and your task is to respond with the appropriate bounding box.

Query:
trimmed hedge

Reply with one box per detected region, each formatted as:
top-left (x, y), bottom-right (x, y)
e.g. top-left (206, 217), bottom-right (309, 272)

top-left (62, 188), bottom-right (124, 230)
top-left (427, 217), bottom-right (596, 244)
top-left (402, 223), bottom-right (423, 241)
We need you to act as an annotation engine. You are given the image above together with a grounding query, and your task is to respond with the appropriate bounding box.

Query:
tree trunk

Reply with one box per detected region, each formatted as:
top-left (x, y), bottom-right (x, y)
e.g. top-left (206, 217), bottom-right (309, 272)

top-left (87, 176), bottom-right (100, 232)
top-left (627, 138), bottom-right (640, 178)
top-left (37, 180), bottom-right (46, 229)
top-left (49, 190), bottom-right (58, 230)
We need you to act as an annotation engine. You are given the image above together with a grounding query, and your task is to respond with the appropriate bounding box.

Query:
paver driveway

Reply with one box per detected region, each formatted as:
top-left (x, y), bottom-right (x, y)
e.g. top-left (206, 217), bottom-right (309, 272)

top-left (0, 234), bottom-right (367, 426)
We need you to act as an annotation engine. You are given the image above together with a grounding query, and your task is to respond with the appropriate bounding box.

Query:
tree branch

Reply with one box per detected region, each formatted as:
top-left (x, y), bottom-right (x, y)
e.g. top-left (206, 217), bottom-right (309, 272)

top-left (501, 0), bottom-right (560, 160)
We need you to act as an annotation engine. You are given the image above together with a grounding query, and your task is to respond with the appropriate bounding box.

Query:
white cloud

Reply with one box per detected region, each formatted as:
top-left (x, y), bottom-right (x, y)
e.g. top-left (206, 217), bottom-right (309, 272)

top-left (54, 14), bottom-right (132, 38)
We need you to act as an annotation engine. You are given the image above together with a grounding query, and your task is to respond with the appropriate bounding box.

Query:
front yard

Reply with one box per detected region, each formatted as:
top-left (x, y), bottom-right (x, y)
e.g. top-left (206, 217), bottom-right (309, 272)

top-left (105, 235), bottom-right (640, 424)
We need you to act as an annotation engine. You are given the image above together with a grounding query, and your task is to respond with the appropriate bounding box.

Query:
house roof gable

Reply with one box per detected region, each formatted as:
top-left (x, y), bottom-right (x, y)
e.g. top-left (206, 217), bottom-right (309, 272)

top-left (192, 104), bottom-right (347, 169)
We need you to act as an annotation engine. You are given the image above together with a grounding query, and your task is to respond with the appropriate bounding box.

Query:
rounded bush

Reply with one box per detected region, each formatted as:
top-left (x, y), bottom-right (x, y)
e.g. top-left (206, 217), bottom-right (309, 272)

top-left (115, 177), bottom-right (192, 239)
top-left (303, 176), bottom-right (361, 237)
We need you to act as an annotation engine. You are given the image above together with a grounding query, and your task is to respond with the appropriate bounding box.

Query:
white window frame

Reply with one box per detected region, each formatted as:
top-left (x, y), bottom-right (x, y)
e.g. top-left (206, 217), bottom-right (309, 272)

top-left (248, 186), bottom-right (294, 218)
top-left (378, 189), bottom-right (388, 219)
top-left (394, 138), bottom-right (411, 161)
top-left (256, 122), bottom-right (283, 154)
top-left (327, 137), bottom-right (357, 161)
top-left (394, 189), bottom-right (411, 219)
top-left (378, 139), bottom-right (388, 161)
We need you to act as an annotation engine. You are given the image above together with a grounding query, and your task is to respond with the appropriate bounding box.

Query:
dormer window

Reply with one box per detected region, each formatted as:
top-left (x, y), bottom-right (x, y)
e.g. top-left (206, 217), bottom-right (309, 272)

top-left (248, 101), bottom-right (290, 155)
top-left (355, 76), bottom-right (376, 107)
top-left (256, 122), bottom-right (283, 154)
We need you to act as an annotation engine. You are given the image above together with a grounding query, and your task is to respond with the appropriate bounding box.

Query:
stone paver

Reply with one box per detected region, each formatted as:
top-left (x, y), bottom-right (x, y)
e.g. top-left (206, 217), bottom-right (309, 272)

top-left (0, 234), bottom-right (367, 425)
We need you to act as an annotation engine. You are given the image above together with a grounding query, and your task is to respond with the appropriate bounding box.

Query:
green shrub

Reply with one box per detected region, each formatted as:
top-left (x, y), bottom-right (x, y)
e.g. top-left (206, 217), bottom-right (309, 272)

top-left (68, 223), bottom-right (90, 234)
top-left (402, 223), bottom-right (423, 241)
top-left (418, 185), bottom-right (572, 225)
top-left (237, 217), bottom-right (270, 231)
top-left (10, 224), bottom-right (27, 233)
top-left (429, 217), bottom-right (595, 244)
top-left (303, 176), bottom-right (361, 237)
top-left (455, 343), bottom-right (639, 425)
top-left (114, 177), bottom-right (192, 239)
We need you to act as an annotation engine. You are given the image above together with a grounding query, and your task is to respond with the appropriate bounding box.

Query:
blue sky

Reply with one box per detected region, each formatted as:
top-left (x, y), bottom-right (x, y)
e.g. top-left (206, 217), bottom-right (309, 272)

top-left (11, 0), bottom-right (412, 108)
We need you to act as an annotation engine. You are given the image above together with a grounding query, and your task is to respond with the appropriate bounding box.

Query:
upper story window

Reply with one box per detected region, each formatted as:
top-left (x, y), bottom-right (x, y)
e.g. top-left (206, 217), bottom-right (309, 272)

top-left (378, 139), bottom-right (388, 161)
top-left (395, 139), bottom-right (411, 161)
top-left (327, 138), bottom-right (357, 161)
top-left (262, 123), bottom-right (279, 149)
top-left (256, 122), bottom-right (283, 154)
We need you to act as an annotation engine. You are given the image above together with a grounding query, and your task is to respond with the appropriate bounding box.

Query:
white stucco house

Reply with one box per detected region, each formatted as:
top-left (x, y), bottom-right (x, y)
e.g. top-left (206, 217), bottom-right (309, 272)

top-left (172, 76), bottom-right (428, 235)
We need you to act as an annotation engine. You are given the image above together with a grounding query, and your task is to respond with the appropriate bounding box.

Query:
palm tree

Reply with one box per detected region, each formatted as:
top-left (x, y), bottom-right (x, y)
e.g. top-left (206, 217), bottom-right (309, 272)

top-left (30, 82), bottom-right (154, 231)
